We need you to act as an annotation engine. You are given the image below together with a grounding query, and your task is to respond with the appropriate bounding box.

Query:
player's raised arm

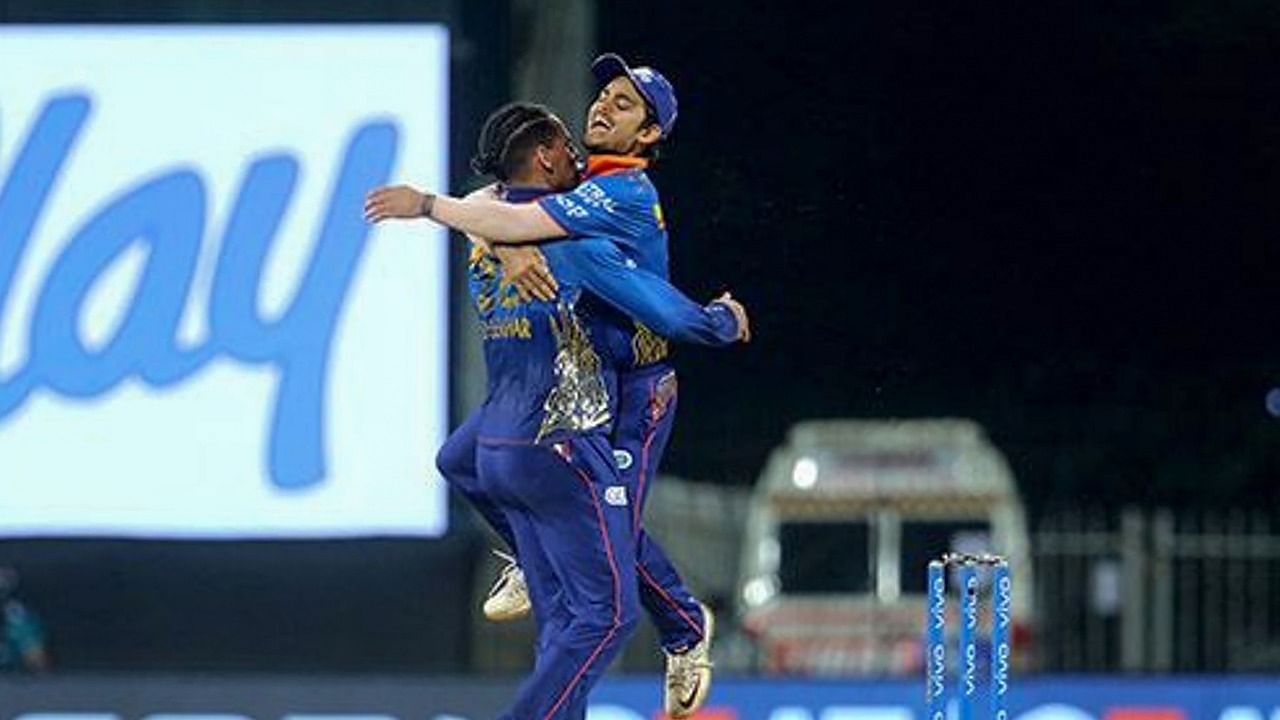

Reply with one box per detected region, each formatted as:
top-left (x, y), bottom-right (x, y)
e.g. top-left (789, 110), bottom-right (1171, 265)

top-left (364, 184), bottom-right (568, 243)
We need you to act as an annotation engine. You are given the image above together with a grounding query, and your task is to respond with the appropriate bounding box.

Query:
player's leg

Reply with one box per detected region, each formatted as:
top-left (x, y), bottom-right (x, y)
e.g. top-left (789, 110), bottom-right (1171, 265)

top-left (619, 367), bottom-right (706, 649)
top-left (436, 410), bottom-right (529, 620)
top-left (614, 365), bottom-right (714, 718)
top-left (482, 436), bottom-right (639, 720)
top-left (502, 499), bottom-right (572, 668)
top-left (635, 537), bottom-right (709, 650)
top-left (509, 504), bottom-right (572, 667)
top-left (474, 444), bottom-right (579, 719)
top-left (437, 409), bottom-right (516, 548)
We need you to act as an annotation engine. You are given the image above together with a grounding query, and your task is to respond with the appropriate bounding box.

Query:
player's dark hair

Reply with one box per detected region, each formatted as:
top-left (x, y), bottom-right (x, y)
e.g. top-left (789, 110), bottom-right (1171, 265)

top-left (639, 105), bottom-right (663, 164)
top-left (471, 102), bottom-right (564, 182)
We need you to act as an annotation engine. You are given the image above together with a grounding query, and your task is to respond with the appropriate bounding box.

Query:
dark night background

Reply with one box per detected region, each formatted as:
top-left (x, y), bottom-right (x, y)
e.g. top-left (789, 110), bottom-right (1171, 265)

top-left (597, 2), bottom-right (1280, 513)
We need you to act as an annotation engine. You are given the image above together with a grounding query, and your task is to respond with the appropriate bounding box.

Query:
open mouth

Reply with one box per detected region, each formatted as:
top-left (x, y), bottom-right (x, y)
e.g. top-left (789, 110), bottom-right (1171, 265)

top-left (589, 115), bottom-right (613, 132)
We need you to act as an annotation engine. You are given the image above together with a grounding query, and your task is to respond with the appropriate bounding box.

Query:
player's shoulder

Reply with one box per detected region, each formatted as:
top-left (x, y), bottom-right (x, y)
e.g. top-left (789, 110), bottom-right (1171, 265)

top-left (618, 168), bottom-right (660, 201)
top-left (586, 169), bottom-right (658, 202)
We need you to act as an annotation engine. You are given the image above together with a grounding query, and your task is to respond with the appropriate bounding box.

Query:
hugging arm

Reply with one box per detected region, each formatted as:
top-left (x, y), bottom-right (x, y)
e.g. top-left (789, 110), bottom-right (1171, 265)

top-left (554, 238), bottom-right (749, 345)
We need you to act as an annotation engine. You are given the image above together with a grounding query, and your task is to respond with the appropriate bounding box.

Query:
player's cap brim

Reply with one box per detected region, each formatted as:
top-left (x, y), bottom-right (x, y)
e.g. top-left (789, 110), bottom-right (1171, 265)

top-left (591, 53), bottom-right (636, 89)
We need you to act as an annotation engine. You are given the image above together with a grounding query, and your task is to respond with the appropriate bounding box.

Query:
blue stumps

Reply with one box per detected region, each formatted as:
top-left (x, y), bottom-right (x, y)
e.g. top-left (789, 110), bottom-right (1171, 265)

top-left (957, 561), bottom-right (979, 720)
top-left (924, 553), bottom-right (1011, 720)
top-left (926, 560), bottom-right (947, 720)
top-left (990, 561), bottom-right (1012, 720)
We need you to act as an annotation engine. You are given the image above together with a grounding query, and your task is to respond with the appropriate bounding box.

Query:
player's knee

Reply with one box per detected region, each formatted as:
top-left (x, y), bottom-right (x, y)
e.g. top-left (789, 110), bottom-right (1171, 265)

top-left (572, 593), bottom-right (638, 645)
top-left (615, 588), bottom-right (641, 639)
top-left (434, 437), bottom-right (473, 490)
top-left (617, 602), bottom-right (640, 640)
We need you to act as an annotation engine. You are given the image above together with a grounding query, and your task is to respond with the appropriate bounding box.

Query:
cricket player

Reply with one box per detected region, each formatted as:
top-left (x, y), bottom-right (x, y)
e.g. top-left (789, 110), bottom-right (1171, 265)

top-left (366, 54), bottom-right (725, 716)
top-left (400, 101), bottom-right (747, 718)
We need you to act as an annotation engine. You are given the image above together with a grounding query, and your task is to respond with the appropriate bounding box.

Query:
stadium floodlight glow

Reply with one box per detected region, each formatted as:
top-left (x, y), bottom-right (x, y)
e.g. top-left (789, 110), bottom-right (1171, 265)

top-left (792, 456), bottom-right (819, 489)
top-left (743, 575), bottom-right (778, 607)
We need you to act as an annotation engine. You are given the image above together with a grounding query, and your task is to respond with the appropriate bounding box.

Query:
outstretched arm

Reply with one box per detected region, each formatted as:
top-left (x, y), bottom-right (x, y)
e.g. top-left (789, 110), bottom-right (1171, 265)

top-left (365, 184), bottom-right (567, 243)
top-left (550, 238), bottom-right (750, 346)
top-left (455, 185), bottom-right (559, 301)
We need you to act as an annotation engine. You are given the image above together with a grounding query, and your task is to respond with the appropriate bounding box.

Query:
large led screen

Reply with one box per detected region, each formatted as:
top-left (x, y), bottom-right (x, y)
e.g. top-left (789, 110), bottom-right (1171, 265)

top-left (0, 25), bottom-right (451, 537)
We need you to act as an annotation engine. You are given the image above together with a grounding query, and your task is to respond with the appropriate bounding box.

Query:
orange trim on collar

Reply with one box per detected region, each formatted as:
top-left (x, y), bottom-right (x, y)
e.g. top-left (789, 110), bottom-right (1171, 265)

top-left (585, 154), bottom-right (649, 178)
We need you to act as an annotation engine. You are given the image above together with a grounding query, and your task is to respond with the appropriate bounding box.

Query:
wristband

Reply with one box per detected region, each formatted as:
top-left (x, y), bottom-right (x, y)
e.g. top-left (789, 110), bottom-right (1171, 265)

top-left (419, 192), bottom-right (437, 218)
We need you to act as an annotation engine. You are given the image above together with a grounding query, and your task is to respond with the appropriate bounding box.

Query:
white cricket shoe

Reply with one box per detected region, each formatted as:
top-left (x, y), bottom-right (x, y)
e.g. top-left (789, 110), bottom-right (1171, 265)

top-left (664, 601), bottom-right (715, 718)
top-left (482, 550), bottom-right (531, 622)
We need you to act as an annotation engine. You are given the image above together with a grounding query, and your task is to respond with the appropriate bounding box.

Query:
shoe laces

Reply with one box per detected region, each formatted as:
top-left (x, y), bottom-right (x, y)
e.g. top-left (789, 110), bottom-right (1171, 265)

top-left (667, 645), bottom-right (713, 688)
top-left (487, 549), bottom-right (522, 596)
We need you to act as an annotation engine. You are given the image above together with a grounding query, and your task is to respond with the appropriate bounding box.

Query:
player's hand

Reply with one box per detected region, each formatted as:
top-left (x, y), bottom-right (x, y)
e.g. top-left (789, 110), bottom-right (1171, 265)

top-left (713, 292), bottom-right (751, 343)
top-left (364, 185), bottom-right (429, 223)
top-left (493, 245), bottom-right (558, 302)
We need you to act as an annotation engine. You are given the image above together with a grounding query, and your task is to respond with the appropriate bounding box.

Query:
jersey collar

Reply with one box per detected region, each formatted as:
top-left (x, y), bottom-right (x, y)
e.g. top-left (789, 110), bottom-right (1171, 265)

top-left (585, 154), bottom-right (649, 178)
top-left (502, 184), bottom-right (554, 203)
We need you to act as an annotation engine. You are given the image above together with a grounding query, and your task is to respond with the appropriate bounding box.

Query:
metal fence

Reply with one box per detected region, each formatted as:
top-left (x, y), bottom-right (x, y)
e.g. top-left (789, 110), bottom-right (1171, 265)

top-left (1034, 508), bottom-right (1280, 672)
top-left (471, 500), bottom-right (1280, 675)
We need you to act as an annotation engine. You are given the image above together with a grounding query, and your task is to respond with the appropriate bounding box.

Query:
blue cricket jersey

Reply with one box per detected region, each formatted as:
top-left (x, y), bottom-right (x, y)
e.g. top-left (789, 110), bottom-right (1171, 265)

top-left (537, 155), bottom-right (680, 369)
top-left (537, 155), bottom-right (669, 278)
top-left (468, 184), bottom-right (737, 444)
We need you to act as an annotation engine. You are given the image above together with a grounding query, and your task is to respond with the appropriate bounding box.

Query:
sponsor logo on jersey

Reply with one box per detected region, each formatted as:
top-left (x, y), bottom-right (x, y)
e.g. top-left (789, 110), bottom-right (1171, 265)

top-left (604, 485), bottom-right (628, 507)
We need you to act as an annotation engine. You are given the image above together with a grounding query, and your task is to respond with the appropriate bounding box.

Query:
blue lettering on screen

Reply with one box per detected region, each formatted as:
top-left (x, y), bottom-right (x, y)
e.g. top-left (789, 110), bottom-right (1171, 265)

top-left (0, 93), bottom-right (400, 491)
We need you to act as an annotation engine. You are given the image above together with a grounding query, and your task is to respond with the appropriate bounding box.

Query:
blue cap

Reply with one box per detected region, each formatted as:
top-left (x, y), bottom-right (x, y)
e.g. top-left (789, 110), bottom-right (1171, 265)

top-left (591, 53), bottom-right (678, 138)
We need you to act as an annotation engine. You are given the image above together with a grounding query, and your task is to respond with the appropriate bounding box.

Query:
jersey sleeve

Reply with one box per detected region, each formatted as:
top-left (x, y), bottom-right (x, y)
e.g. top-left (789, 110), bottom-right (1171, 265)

top-left (549, 238), bottom-right (739, 346)
top-left (536, 175), bottom-right (652, 245)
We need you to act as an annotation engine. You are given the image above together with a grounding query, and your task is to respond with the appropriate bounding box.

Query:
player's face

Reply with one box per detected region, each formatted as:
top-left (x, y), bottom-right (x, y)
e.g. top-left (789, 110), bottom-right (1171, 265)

top-left (534, 117), bottom-right (581, 191)
top-left (543, 131), bottom-right (582, 191)
top-left (584, 76), bottom-right (661, 155)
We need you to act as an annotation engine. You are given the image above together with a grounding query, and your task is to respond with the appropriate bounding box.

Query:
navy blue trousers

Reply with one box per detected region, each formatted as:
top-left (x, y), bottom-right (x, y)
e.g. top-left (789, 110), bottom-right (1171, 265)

top-left (609, 364), bottom-right (707, 653)
top-left (435, 365), bottom-right (707, 655)
top-left (479, 435), bottom-right (638, 720)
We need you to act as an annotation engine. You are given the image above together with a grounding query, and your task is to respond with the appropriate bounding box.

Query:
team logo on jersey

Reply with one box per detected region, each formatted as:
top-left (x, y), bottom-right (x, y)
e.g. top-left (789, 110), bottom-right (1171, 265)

top-left (613, 449), bottom-right (634, 470)
top-left (536, 302), bottom-right (611, 442)
top-left (652, 370), bottom-right (678, 420)
top-left (604, 485), bottom-right (629, 507)
top-left (631, 322), bottom-right (669, 366)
